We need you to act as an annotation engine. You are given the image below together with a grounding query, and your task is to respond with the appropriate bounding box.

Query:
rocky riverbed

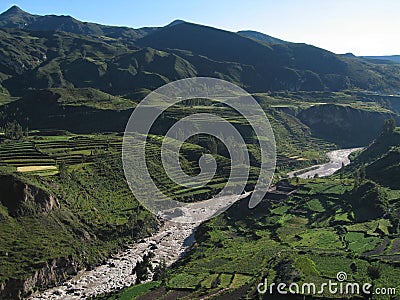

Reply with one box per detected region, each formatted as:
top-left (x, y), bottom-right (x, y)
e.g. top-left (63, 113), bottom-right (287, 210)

top-left (29, 221), bottom-right (197, 299)
top-left (287, 148), bottom-right (363, 179)
top-left (29, 192), bottom-right (251, 299)
top-left (29, 145), bottom-right (359, 300)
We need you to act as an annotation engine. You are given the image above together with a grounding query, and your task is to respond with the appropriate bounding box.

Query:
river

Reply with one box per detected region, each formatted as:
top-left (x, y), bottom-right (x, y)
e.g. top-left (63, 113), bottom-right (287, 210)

top-left (29, 193), bottom-right (251, 300)
top-left (287, 148), bottom-right (363, 179)
top-left (30, 148), bottom-right (361, 299)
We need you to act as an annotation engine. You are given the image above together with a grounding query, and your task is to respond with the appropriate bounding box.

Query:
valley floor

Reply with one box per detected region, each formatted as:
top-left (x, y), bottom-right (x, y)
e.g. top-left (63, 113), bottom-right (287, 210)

top-left (29, 150), bottom-right (356, 299)
top-left (29, 193), bottom-right (251, 299)
top-left (29, 221), bottom-right (198, 300)
top-left (287, 147), bottom-right (362, 179)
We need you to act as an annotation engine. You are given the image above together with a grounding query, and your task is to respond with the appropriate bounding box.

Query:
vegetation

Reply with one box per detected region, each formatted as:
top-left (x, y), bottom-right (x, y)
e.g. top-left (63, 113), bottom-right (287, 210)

top-left (123, 175), bottom-right (400, 299)
top-left (0, 4), bottom-right (399, 300)
top-left (3, 120), bottom-right (24, 140)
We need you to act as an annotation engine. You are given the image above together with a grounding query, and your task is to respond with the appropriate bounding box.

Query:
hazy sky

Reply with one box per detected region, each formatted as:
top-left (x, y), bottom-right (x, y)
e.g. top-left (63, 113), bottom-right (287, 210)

top-left (0, 0), bottom-right (398, 56)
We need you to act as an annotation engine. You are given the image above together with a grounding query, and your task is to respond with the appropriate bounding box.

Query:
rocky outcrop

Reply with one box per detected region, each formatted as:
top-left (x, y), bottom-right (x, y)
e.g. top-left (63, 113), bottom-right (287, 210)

top-left (0, 256), bottom-right (79, 299)
top-left (297, 104), bottom-right (400, 146)
top-left (0, 175), bottom-right (59, 216)
top-left (0, 52), bottom-right (43, 75)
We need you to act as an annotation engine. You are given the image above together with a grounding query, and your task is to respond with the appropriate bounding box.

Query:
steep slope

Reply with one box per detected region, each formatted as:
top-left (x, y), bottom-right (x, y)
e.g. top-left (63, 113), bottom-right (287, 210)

top-left (138, 22), bottom-right (400, 92)
top-left (0, 5), bottom-right (37, 28)
top-left (297, 104), bottom-right (399, 146)
top-left (349, 127), bottom-right (400, 188)
top-left (362, 55), bottom-right (400, 64)
top-left (0, 151), bottom-right (159, 298)
top-left (238, 30), bottom-right (289, 44)
top-left (355, 127), bottom-right (400, 164)
top-left (0, 5), bottom-right (157, 41)
top-left (0, 29), bottom-right (200, 97)
top-left (0, 6), bottom-right (399, 93)
top-left (365, 147), bottom-right (400, 188)
top-left (0, 28), bottom-right (291, 96)
top-left (0, 29), bottom-right (47, 75)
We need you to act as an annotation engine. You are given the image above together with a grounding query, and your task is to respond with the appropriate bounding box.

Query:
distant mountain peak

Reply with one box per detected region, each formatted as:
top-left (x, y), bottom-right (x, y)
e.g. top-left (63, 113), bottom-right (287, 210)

top-left (342, 52), bottom-right (356, 57)
top-left (0, 5), bottom-right (36, 29)
top-left (2, 5), bottom-right (28, 16)
top-left (166, 19), bottom-right (187, 27)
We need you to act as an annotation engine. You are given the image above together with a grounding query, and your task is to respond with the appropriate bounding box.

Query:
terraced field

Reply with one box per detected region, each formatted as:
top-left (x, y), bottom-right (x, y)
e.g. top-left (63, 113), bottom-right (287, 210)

top-left (0, 131), bottom-right (262, 202)
top-left (123, 178), bottom-right (400, 299)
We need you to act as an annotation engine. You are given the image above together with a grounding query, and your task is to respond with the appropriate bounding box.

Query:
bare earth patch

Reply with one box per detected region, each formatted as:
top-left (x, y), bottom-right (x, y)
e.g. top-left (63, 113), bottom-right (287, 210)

top-left (17, 165), bottom-right (57, 173)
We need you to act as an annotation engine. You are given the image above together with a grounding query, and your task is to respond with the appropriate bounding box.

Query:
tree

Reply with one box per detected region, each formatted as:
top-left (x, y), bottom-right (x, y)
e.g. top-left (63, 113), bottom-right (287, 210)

top-left (367, 264), bottom-right (381, 280)
top-left (359, 165), bottom-right (366, 183)
top-left (339, 162), bottom-right (345, 183)
top-left (4, 120), bottom-right (24, 140)
top-left (383, 118), bottom-right (396, 135)
top-left (353, 169), bottom-right (360, 188)
top-left (350, 181), bottom-right (389, 221)
top-left (350, 262), bottom-right (357, 273)
top-left (58, 162), bottom-right (68, 182)
top-left (128, 213), bottom-right (137, 239)
top-left (153, 259), bottom-right (167, 284)
top-left (274, 259), bottom-right (300, 282)
top-left (132, 252), bottom-right (155, 284)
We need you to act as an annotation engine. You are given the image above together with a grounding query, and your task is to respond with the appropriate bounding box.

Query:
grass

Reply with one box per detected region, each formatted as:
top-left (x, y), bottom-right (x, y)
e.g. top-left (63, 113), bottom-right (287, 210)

top-left (346, 219), bottom-right (392, 236)
top-left (167, 272), bottom-right (206, 289)
top-left (218, 274), bottom-right (233, 288)
top-left (49, 88), bottom-right (137, 111)
top-left (294, 256), bottom-right (320, 276)
top-left (134, 177), bottom-right (400, 299)
top-left (200, 273), bottom-right (219, 288)
top-left (292, 229), bottom-right (343, 250)
top-left (306, 198), bottom-right (325, 212)
top-left (345, 232), bottom-right (382, 254)
top-left (114, 281), bottom-right (160, 300)
top-left (229, 274), bottom-right (252, 288)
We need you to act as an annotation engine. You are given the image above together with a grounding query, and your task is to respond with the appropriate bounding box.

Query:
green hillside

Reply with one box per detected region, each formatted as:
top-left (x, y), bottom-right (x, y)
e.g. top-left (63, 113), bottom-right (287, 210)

top-left (0, 5), bottom-right (157, 42)
top-left (350, 126), bottom-right (400, 188)
top-left (138, 22), bottom-right (400, 92)
top-left (0, 7), bottom-right (399, 97)
top-left (0, 4), bottom-right (399, 299)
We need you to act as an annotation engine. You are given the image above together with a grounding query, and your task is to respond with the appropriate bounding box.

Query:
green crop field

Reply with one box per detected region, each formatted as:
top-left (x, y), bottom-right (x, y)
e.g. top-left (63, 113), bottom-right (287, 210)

top-left (1, 5), bottom-right (400, 298)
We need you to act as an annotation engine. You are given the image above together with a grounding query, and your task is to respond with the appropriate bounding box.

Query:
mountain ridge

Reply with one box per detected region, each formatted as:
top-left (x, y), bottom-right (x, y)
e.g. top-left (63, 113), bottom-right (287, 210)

top-left (238, 30), bottom-right (289, 44)
top-left (0, 5), bottom-right (157, 41)
top-left (0, 5), bottom-right (399, 95)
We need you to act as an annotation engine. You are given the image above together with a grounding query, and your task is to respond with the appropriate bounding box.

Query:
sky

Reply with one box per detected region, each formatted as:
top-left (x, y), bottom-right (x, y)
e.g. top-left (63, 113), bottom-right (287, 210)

top-left (0, 0), bottom-right (399, 56)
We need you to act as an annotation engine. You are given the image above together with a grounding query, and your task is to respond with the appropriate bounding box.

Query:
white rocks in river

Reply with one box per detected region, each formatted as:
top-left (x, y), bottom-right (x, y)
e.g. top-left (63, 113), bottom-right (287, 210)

top-left (29, 193), bottom-right (250, 300)
top-left (28, 221), bottom-right (198, 300)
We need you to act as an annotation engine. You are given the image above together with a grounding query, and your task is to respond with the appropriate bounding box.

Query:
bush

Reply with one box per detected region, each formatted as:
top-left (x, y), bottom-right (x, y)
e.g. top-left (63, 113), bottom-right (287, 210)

top-left (4, 120), bottom-right (24, 140)
top-left (367, 264), bottom-right (381, 280)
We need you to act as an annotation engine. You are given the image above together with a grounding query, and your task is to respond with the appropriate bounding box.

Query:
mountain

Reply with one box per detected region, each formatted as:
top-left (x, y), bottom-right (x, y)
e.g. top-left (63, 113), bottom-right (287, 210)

top-left (297, 104), bottom-right (400, 146)
top-left (349, 122), bottom-right (400, 188)
top-left (0, 28), bottom-right (268, 97)
top-left (0, 5), bottom-right (37, 28)
top-left (137, 21), bottom-right (400, 91)
top-left (362, 55), bottom-right (400, 64)
top-left (0, 5), bottom-right (399, 96)
top-left (0, 5), bottom-right (157, 41)
top-left (166, 19), bottom-right (186, 27)
top-left (238, 30), bottom-right (289, 44)
top-left (1, 6), bottom-right (400, 298)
